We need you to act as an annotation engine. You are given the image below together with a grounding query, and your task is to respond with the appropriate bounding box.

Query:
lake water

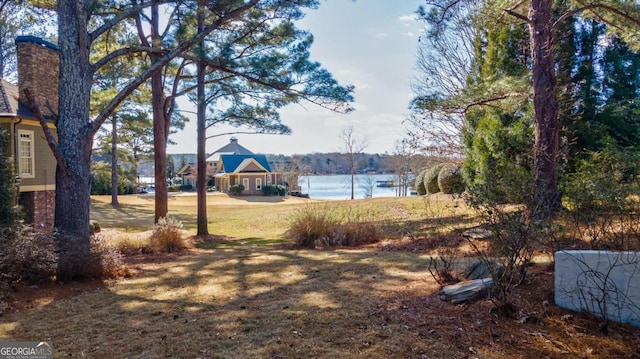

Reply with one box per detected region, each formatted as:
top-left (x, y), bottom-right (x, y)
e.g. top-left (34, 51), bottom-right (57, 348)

top-left (298, 174), bottom-right (402, 200)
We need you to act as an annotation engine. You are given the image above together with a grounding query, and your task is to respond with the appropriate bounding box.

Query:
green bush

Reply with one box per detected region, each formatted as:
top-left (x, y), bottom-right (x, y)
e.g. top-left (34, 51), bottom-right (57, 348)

top-left (180, 184), bottom-right (193, 191)
top-left (424, 163), bottom-right (446, 194)
top-left (91, 163), bottom-right (136, 195)
top-left (462, 111), bottom-right (533, 205)
top-left (414, 168), bottom-right (427, 196)
top-left (168, 185), bottom-right (181, 192)
top-left (229, 184), bottom-right (245, 195)
top-left (0, 128), bottom-right (19, 226)
top-left (89, 220), bottom-right (101, 235)
top-left (262, 185), bottom-right (287, 196)
top-left (262, 185), bottom-right (278, 196)
top-left (438, 163), bottom-right (465, 194)
top-left (562, 145), bottom-right (640, 250)
top-left (150, 216), bottom-right (189, 253)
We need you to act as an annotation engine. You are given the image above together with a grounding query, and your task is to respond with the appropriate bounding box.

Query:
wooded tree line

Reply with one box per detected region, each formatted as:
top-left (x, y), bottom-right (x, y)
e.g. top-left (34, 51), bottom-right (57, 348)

top-left (1, 0), bottom-right (353, 279)
top-left (409, 0), bottom-right (640, 218)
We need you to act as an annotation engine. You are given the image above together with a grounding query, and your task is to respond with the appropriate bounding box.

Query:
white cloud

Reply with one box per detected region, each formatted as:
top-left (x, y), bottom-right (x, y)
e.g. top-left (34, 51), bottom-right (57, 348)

top-left (404, 31), bottom-right (415, 37)
top-left (398, 14), bottom-right (418, 23)
top-left (375, 32), bottom-right (388, 39)
top-left (353, 80), bottom-right (371, 90)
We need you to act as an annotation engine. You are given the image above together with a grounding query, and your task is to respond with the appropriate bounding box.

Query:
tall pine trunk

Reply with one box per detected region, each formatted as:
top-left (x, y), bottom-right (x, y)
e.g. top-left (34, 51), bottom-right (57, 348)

top-left (529, 0), bottom-right (561, 219)
top-left (111, 117), bottom-right (119, 206)
top-left (196, 6), bottom-right (209, 235)
top-left (152, 70), bottom-right (168, 222)
top-left (150, 4), bottom-right (168, 223)
top-left (56, 0), bottom-right (93, 279)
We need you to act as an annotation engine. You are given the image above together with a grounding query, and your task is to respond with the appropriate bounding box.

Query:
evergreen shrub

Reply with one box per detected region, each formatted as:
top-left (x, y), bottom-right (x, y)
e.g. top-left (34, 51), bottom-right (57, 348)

top-left (414, 168), bottom-right (427, 196)
top-left (229, 184), bottom-right (245, 195)
top-left (262, 185), bottom-right (278, 196)
top-left (438, 163), bottom-right (465, 194)
top-left (424, 163), bottom-right (446, 194)
top-left (0, 128), bottom-right (18, 226)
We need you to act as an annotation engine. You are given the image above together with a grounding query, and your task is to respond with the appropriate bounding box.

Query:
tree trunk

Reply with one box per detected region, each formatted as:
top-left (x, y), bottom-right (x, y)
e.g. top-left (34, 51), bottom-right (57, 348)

top-left (56, 0), bottom-right (93, 279)
top-left (110, 117), bottom-right (119, 206)
top-left (529, 0), bottom-right (561, 219)
top-left (152, 71), bottom-right (168, 223)
top-left (150, 4), bottom-right (168, 223)
top-left (350, 168), bottom-right (355, 200)
top-left (196, 7), bottom-right (209, 236)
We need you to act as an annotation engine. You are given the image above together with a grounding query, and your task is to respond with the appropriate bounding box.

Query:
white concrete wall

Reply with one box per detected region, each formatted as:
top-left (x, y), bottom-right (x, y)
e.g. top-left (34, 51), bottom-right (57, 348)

top-left (555, 250), bottom-right (640, 327)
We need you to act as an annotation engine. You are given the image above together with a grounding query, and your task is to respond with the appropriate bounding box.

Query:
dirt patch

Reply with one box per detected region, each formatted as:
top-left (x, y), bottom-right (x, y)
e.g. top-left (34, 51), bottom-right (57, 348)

top-left (1, 280), bottom-right (106, 315)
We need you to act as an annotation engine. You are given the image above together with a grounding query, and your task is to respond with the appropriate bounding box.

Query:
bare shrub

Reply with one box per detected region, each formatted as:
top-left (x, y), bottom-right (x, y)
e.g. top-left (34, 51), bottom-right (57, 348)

top-left (427, 247), bottom-right (460, 285)
top-left (111, 235), bottom-right (154, 256)
top-left (465, 204), bottom-right (536, 313)
top-left (285, 207), bottom-right (332, 248)
top-left (86, 235), bottom-right (128, 279)
top-left (151, 216), bottom-right (189, 253)
top-left (286, 205), bottom-right (379, 248)
top-left (0, 225), bottom-right (57, 288)
top-left (319, 221), bottom-right (378, 247)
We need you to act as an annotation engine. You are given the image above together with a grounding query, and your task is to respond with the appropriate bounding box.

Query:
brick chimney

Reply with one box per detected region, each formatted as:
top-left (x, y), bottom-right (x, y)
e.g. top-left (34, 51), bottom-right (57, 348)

top-left (15, 36), bottom-right (59, 119)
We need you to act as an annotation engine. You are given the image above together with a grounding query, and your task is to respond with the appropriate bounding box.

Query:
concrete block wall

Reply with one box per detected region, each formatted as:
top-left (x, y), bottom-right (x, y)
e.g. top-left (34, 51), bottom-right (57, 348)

top-left (555, 250), bottom-right (640, 327)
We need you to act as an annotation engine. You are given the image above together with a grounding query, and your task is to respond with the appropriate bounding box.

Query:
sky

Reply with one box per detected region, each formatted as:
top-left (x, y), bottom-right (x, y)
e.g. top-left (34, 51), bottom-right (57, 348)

top-left (167, 0), bottom-right (426, 156)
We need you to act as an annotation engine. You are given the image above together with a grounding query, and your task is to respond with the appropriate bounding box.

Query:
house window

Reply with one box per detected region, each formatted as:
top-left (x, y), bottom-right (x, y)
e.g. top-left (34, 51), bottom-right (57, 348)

top-left (266, 174), bottom-right (272, 184)
top-left (18, 130), bottom-right (35, 178)
top-left (243, 178), bottom-right (249, 190)
top-left (256, 178), bottom-right (262, 190)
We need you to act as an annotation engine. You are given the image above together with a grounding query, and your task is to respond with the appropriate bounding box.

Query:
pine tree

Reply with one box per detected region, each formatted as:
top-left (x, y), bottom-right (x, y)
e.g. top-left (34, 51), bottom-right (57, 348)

top-left (0, 128), bottom-right (17, 226)
top-left (462, 23), bottom-right (533, 204)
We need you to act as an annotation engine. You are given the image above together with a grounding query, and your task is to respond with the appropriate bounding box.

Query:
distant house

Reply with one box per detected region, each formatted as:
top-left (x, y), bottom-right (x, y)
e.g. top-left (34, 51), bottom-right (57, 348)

top-left (176, 162), bottom-right (214, 188)
top-left (0, 36), bottom-right (59, 228)
top-left (178, 137), bottom-right (290, 195)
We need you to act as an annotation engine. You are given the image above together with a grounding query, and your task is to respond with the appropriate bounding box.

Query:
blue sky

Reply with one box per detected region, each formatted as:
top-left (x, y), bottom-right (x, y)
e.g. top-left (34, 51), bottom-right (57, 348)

top-left (168, 0), bottom-right (426, 156)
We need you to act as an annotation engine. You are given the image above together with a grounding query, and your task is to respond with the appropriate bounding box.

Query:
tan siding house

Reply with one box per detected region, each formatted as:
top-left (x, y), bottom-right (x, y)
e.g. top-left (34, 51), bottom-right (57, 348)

top-left (178, 137), bottom-right (291, 195)
top-left (0, 36), bottom-right (59, 227)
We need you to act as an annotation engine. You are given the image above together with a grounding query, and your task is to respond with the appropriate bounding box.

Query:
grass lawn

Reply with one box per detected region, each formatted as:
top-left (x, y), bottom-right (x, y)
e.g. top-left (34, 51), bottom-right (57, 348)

top-left (1, 194), bottom-right (638, 358)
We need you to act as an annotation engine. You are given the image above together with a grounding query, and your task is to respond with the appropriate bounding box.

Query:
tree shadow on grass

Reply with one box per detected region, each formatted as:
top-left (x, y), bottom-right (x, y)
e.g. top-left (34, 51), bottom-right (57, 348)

top-left (226, 195), bottom-right (287, 203)
top-left (90, 202), bottom-right (155, 231)
top-left (1, 246), bottom-right (443, 358)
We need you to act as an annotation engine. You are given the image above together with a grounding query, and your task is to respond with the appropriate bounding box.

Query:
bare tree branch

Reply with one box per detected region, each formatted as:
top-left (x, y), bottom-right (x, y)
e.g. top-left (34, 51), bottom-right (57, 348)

top-left (22, 89), bottom-right (66, 173)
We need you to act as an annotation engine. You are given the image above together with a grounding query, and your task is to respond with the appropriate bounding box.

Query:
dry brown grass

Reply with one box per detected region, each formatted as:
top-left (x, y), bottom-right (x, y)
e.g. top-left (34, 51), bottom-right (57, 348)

top-left (1, 246), bottom-right (638, 358)
top-left (1, 194), bottom-right (639, 358)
